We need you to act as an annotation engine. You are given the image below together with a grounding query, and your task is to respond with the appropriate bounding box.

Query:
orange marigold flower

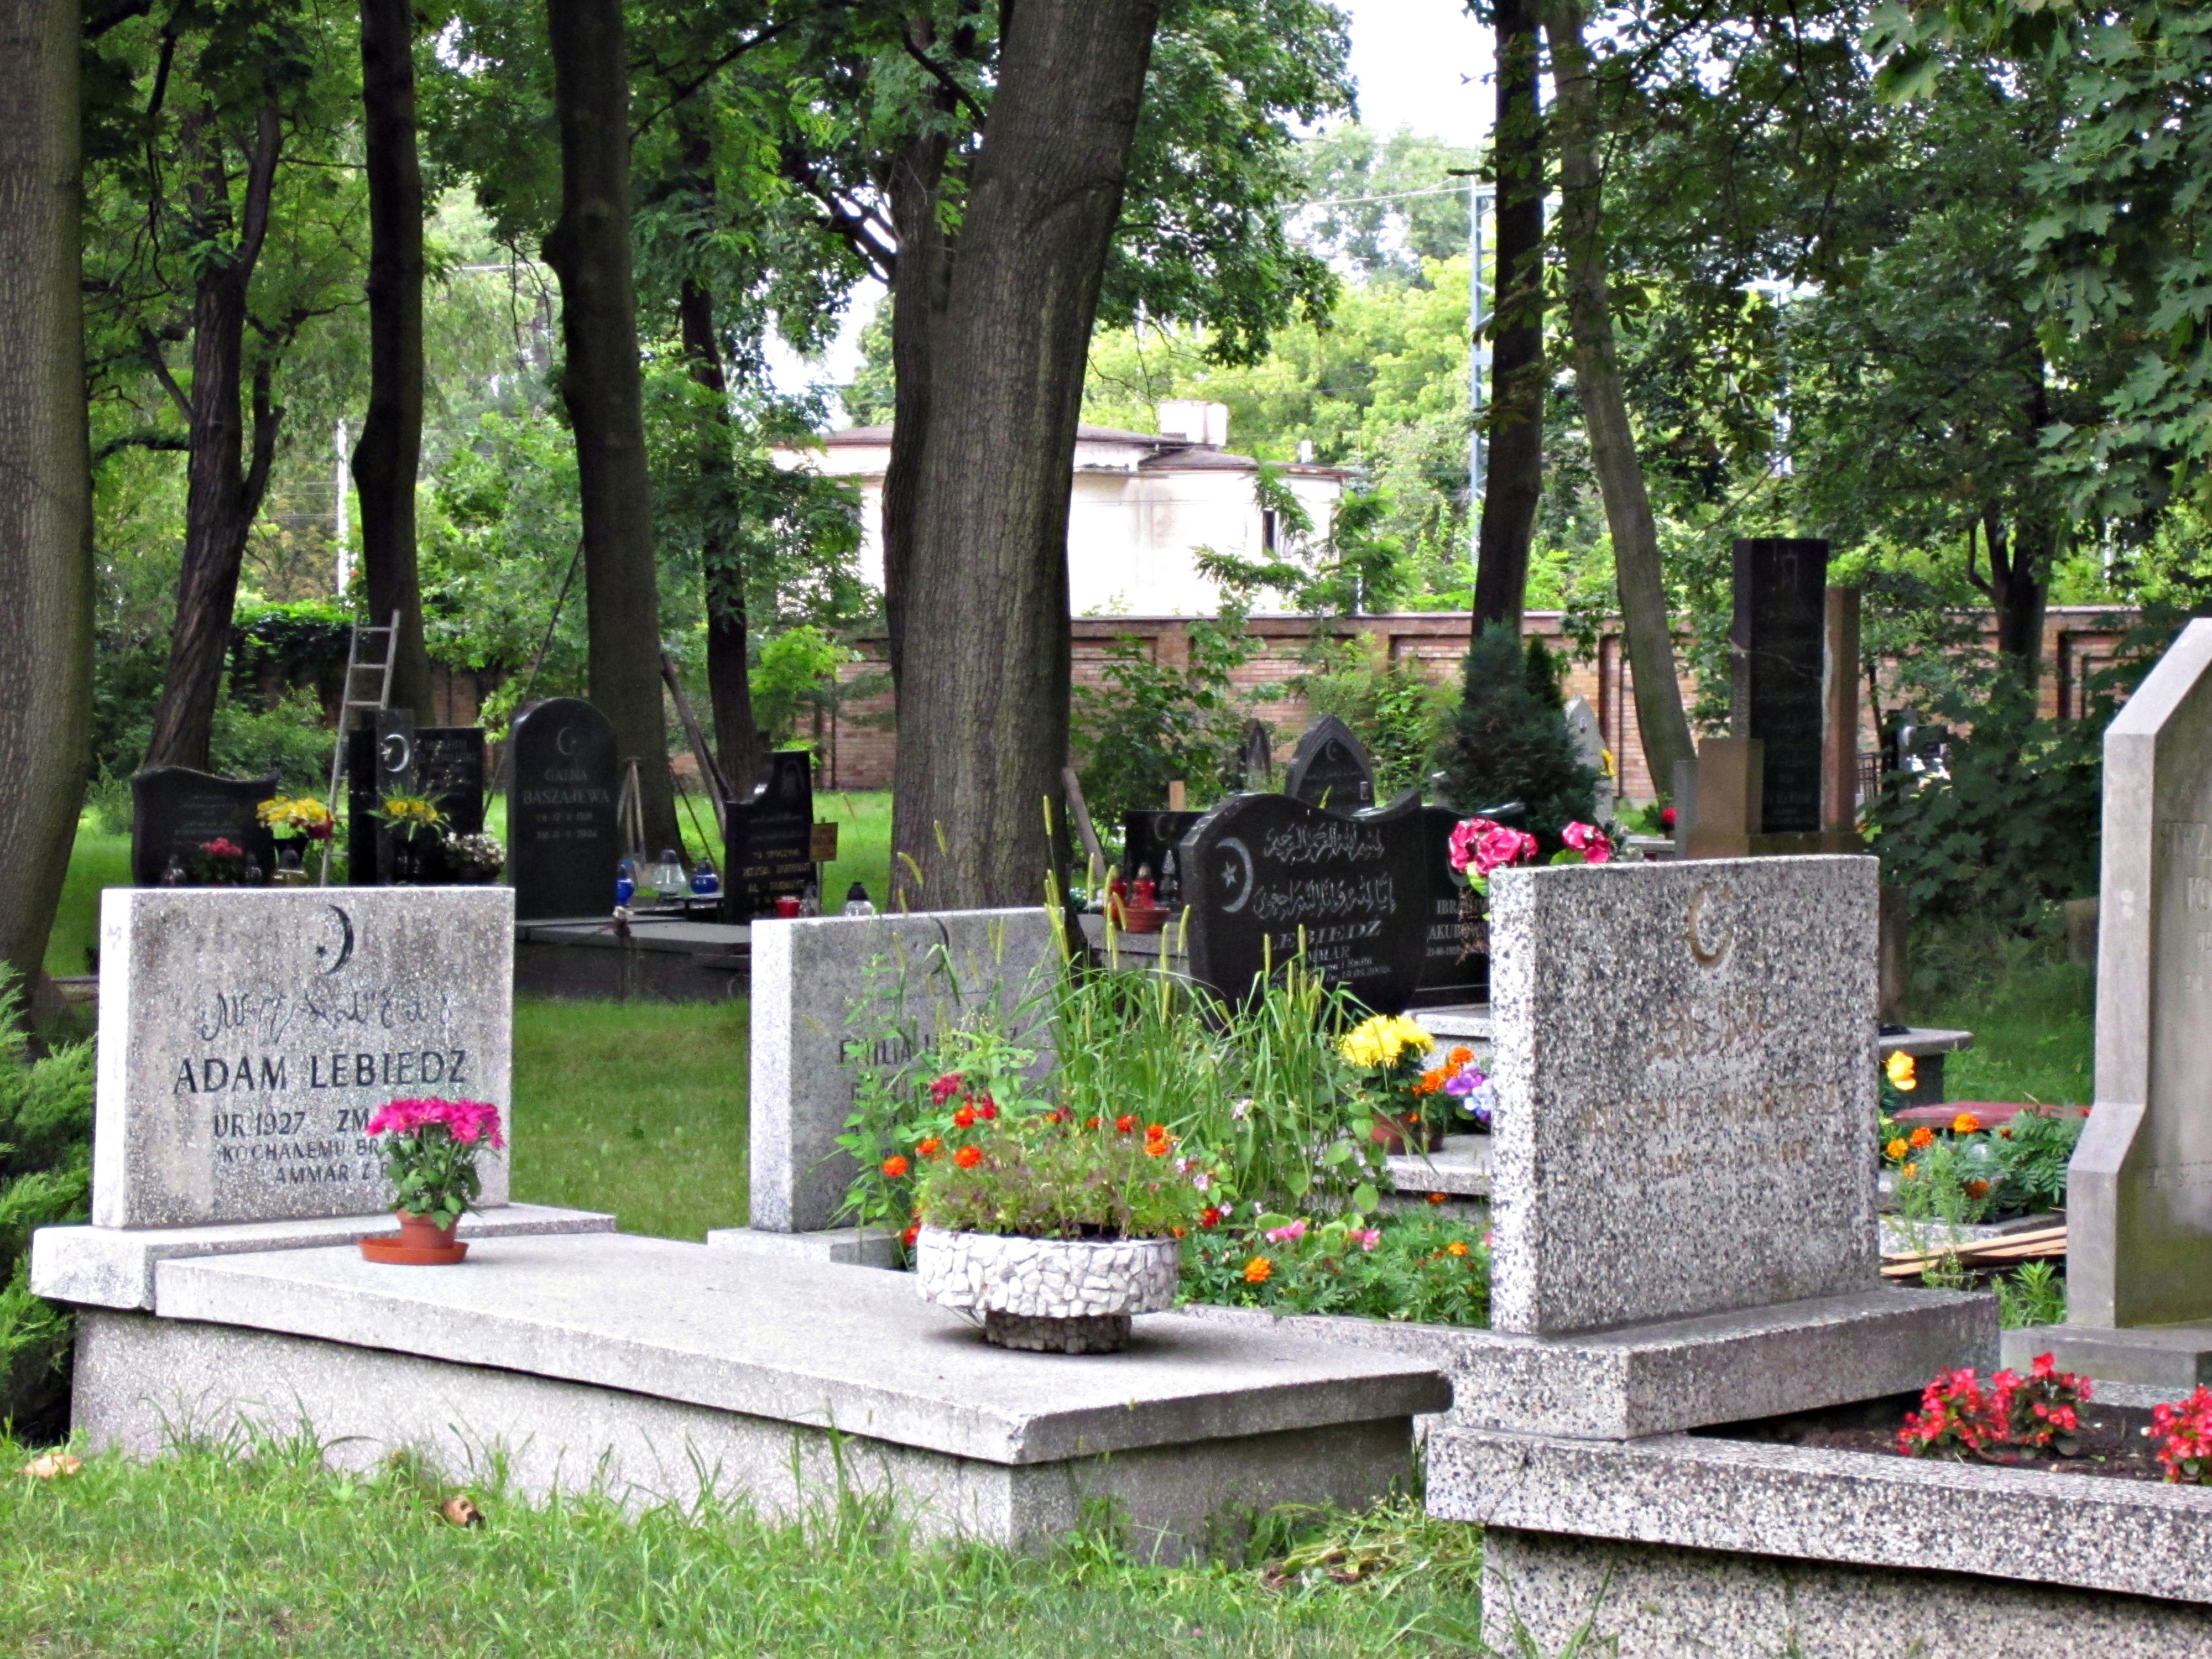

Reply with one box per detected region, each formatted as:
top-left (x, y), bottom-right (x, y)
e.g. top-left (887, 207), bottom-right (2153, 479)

top-left (1085, 1116), bottom-right (1101, 1130)
top-left (1885, 1137), bottom-right (1910, 1162)
top-left (1199, 1207), bottom-right (1222, 1228)
top-left (953, 1145), bottom-right (983, 1169)
top-left (1171, 1225), bottom-right (1187, 1239)
top-left (1902, 1161), bottom-right (1918, 1179)
top-left (1243, 1256), bottom-right (1274, 1284)
top-left (952, 1104), bottom-right (977, 1129)
top-left (1449, 1047), bottom-right (1474, 1065)
top-left (1145, 1140), bottom-right (1171, 1157)
top-left (1909, 1126), bottom-right (1936, 1149)
top-left (1412, 1069), bottom-right (1444, 1097)
top-left (902, 1222), bottom-right (920, 1246)
top-left (1427, 1192), bottom-right (1448, 1206)
top-left (1145, 1123), bottom-right (1166, 1139)
top-left (917, 1137), bottom-right (943, 1158)
top-left (1952, 1113), bottom-right (1983, 1135)
top-left (881, 1155), bottom-right (909, 1178)
top-left (1965, 1179), bottom-right (1991, 1200)
top-left (1446, 1239), bottom-right (1469, 1257)
top-left (1114, 1114), bottom-right (1137, 1134)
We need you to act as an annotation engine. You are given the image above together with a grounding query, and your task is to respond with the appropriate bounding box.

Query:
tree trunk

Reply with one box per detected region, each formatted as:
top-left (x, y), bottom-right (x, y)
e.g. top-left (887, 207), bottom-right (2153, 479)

top-left (1543, 0), bottom-right (1695, 799)
top-left (0, 0), bottom-right (93, 995)
top-left (1471, 0), bottom-right (1543, 636)
top-left (880, 126), bottom-right (955, 688)
top-left (891, 0), bottom-right (1161, 909)
top-left (352, 0), bottom-right (435, 718)
top-left (677, 264), bottom-right (764, 795)
top-left (1974, 509), bottom-right (2051, 695)
top-left (542, 0), bottom-right (680, 855)
top-left (143, 103), bottom-right (284, 773)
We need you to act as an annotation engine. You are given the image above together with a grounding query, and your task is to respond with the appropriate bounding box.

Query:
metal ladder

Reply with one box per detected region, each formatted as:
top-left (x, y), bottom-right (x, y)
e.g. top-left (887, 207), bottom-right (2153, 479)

top-left (320, 612), bottom-right (401, 884)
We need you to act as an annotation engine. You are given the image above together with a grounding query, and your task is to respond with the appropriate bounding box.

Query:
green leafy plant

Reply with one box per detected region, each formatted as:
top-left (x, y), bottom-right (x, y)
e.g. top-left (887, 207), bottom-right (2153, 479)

top-left (0, 989), bottom-right (94, 1442)
top-left (1182, 1211), bottom-right (1491, 1326)
top-left (1292, 637), bottom-right (1454, 799)
top-left (912, 1112), bottom-right (1217, 1241)
top-left (1995, 1260), bottom-right (2067, 1331)
top-left (1990, 1109), bottom-right (2085, 1214)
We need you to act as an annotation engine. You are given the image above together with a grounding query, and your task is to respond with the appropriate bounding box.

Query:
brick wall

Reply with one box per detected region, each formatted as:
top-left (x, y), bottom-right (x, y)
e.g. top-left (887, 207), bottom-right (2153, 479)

top-left (817, 606), bottom-right (2140, 801)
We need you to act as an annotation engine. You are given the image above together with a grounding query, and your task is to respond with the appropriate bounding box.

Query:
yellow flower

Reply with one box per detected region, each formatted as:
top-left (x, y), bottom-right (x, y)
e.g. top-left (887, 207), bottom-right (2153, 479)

top-left (1952, 1113), bottom-right (1983, 1135)
top-left (1885, 1052), bottom-right (1918, 1091)
top-left (1885, 1137), bottom-right (1910, 1162)
top-left (1902, 1161), bottom-right (1918, 1180)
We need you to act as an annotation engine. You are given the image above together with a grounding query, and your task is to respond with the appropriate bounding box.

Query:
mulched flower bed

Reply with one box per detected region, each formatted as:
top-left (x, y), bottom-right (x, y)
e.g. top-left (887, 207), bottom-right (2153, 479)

top-left (1700, 1391), bottom-right (2177, 1484)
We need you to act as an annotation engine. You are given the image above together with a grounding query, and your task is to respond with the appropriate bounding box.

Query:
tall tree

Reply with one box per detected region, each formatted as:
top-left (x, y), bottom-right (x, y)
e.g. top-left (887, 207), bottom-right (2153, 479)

top-left (891, 0), bottom-right (1162, 907)
top-left (1543, 0), bottom-right (1693, 797)
top-left (352, 0), bottom-right (434, 717)
top-left (1470, 0), bottom-right (1545, 635)
top-left (0, 0), bottom-right (93, 994)
top-left (542, 0), bottom-right (679, 853)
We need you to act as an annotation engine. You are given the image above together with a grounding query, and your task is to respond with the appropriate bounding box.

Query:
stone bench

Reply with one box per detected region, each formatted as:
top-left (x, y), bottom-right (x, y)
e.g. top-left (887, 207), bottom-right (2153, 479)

top-left (36, 1224), bottom-right (1448, 1559)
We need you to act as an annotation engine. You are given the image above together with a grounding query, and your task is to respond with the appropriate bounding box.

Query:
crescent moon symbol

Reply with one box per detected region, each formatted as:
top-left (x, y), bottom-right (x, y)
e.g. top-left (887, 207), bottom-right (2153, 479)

top-left (316, 904), bottom-right (356, 975)
top-left (380, 733), bottom-right (413, 774)
top-left (1686, 886), bottom-right (1733, 967)
top-left (555, 726), bottom-right (580, 757)
top-left (1217, 837), bottom-right (1255, 915)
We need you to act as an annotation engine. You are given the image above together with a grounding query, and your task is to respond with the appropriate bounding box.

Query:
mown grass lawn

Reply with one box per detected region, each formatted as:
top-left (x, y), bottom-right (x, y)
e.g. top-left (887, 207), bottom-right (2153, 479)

top-left (0, 1441), bottom-right (1485, 1659)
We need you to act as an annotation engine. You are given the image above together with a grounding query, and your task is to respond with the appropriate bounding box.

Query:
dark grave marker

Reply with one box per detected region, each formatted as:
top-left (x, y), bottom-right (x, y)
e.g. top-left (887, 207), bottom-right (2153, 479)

top-left (130, 768), bottom-right (278, 887)
top-left (346, 709), bottom-right (418, 884)
top-left (1239, 719), bottom-right (1275, 792)
top-left (1181, 790), bottom-right (1427, 1013)
top-left (1121, 810), bottom-right (1203, 906)
top-left (725, 750), bottom-right (815, 920)
top-left (1415, 805), bottom-right (1489, 1005)
top-left (1732, 538), bottom-right (1829, 836)
top-left (1282, 714), bottom-right (1377, 812)
top-left (409, 727), bottom-right (487, 881)
top-left (509, 698), bottom-right (620, 920)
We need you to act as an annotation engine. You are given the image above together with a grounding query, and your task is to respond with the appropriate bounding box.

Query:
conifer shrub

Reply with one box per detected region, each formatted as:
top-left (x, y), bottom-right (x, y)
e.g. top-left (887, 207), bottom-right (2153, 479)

top-left (0, 993), bottom-right (94, 1444)
top-left (1436, 623), bottom-right (1599, 846)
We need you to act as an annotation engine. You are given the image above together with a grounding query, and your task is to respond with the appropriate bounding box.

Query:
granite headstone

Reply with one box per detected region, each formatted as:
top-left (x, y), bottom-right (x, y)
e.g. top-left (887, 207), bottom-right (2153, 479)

top-left (131, 768), bottom-right (278, 888)
top-left (1181, 790), bottom-right (1428, 1012)
top-left (508, 698), bottom-right (620, 920)
top-left (90, 886), bottom-right (514, 1229)
top-left (406, 727), bottom-right (488, 882)
top-left (1487, 855), bottom-right (1879, 1334)
top-left (1282, 714), bottom-right (1377, 812)
top-left (1563, 695), bottom-right (1612, 821)
top-left (1240, 720), bottom-right (1275, 792)
top-left (1733, 538), bottom-right (1829, 836)
top-left (725, 750), bottom-right (816, 920)
top-left (1416, 805), bottom-right (1488, 1004)
top-left (750, 907), bottom-right (1059, 1233)
top-left (1121, 810), bottom-right (1203, 900)
top-left (2069, 618), bottom-right (2212, 1334)
top-left (346, 709), bottom-right (418, 885)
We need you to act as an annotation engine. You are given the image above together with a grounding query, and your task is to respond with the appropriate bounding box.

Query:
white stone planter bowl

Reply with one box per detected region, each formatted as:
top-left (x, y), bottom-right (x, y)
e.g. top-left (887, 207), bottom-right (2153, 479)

top-left (915, 1227), bottom-right (1181, 1317)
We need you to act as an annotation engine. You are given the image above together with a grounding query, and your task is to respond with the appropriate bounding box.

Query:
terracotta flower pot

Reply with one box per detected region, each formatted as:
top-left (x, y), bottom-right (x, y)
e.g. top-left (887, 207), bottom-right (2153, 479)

top-left (359, 1211), bottom-right (469, 1266)
top-left (1369, 1112), bottom-right (1445, 1154)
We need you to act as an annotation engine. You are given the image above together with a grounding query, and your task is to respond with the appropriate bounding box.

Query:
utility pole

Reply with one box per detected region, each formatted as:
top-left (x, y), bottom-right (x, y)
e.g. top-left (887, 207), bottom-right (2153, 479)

top-left (1446, 169), bottom-right (1495, 570)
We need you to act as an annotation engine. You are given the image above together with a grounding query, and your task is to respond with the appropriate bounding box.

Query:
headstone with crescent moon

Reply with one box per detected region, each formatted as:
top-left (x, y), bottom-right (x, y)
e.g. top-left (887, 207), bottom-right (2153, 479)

top-left (88, 885), bottom-right (515, 1228)
top-left (509, 698), bottom-right (620, 920)
top-left (129, 767), bottom-right (279, 888)
top-left (724, 750), bottom-right (817, 920)
top-left (1484, 854), bottom-right (1879, 1335)
top-left (1282, 714), bottom-right (1378, 813)
top-left (1178, 790), bottom-right (1428, 1013)
top-left (346, 709), bottom-right (418, 884)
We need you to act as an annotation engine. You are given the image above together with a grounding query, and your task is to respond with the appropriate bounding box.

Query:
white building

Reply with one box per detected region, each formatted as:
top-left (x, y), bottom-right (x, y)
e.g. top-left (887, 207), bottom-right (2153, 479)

top-left (780, 400), bottom-right (1350, 616)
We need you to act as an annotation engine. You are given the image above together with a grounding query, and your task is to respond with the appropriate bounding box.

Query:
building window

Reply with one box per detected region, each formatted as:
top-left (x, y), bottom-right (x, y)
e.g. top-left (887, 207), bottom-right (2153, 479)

top-left (1261, 508), bottom-right (1279, 554)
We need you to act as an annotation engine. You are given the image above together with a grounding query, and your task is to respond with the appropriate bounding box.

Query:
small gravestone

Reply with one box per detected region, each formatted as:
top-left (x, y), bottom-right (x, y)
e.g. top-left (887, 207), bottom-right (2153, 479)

top-left (1282, 714), bottom-right (1377, 813)
top-left (1487, 855), bottom-right (1878, 1333)
top-left (724, 751), bottom-right (816, 920)
top-left (346, 710), bottom-right (418, 885)
top-left (1733, 538), bottom-right (1829, 836)
top-left (90, 886), bottom-right (514, 1228)
top-left (1416, 805), bottom-right (1488, 1003)
top-left (1121, 810), bottom-right (1202, 897)
top-left (2027, 620), bottom-right (2212, 1380)
top-left (1240, 719), bottom-right (1275, 792)
top-left (750, 907), bottom-right (1059, 1233)
top-left (407, 727), bottom-right (488, 882)
top-left (130, 768), bottom-right (279, 888)
top-left (508, 698), bottom-right (620, 920)
top-left (1563, 695), bottom-right (1612, 822)
top-left (1181, 790), bottom-right (1427, 1012)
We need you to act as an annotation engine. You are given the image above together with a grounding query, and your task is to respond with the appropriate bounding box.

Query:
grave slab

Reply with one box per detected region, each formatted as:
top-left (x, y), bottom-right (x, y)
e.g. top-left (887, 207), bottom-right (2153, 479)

top-left (1185, 1286), bottom-right (1991, 1441)
top-left (1487, 855), bottom-right (1879, 1335)
top-left (705, 1224), bottom-right (901, 1268)
top-left (61, 1232), bottom-right (1448, 1559)
top-left (31, 1202), bottom-right (613, 1311)
top-left (92, 886), bottom-right (513, 1229)
top-left (1435, 1423), bottom-right (2212, 1649)
top-left (749, 908), bottom-right (1058, 1234)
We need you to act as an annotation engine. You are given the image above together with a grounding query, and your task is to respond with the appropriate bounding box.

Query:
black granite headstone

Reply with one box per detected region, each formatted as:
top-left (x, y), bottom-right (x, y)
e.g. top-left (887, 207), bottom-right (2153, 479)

top-left (1180, 790), bottom-right (1428, 1013)
top-left (1414, 805), bottom-right (1489, 1004)
top-left (724, 750), bottom-right (815, 920)
top-left (509, 698), bottom-right (620, 920)
top-left (346, 709), bottom-right (419, 884)
top-left (130, 768), bottom-right (278, 887)
top-left (1733, 538), bottom-right (1829, 835)
top-left (1239, 719), bottom-right (1275, 792)
top-left (404, 727), bottom-right (487, 881)
top-left (1282, 714), bottom-right (1377, 812)
top-left (1121, 810), bottom-right (1203, 902)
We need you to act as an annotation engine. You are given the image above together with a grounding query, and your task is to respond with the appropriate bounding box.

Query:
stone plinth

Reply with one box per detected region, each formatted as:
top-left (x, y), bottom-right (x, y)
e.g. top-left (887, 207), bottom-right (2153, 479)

top-left (750, 909), bottom-right (1057, 1235)
top-left (1486, 856), bottom-right (1879, 1335)
top-left (92, 887), bottom-right (514, 1229)
top-left (61, 1232), bottom-right (1448, 1559)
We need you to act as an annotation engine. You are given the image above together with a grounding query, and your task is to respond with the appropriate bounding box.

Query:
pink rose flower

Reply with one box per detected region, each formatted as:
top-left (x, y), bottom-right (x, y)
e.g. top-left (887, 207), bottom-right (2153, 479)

top-left (1449, 817), bottom-right (1540, 877)
top-left (1562, 821), bottom-right (1613, 864)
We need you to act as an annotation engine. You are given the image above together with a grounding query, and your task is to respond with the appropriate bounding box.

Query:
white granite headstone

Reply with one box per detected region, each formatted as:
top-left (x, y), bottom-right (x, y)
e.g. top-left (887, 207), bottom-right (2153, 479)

top-left (92, 888), bottom-right (514, 1229)
top-left (749, 907), bottom-right (1058, 1233)
top-left (2072, 618), bottom-right (2212, 1329)
top-left (1563, 695), bottom-right (1613, 821)
top-left (1487, 855), bottom-right (1879, 1334)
